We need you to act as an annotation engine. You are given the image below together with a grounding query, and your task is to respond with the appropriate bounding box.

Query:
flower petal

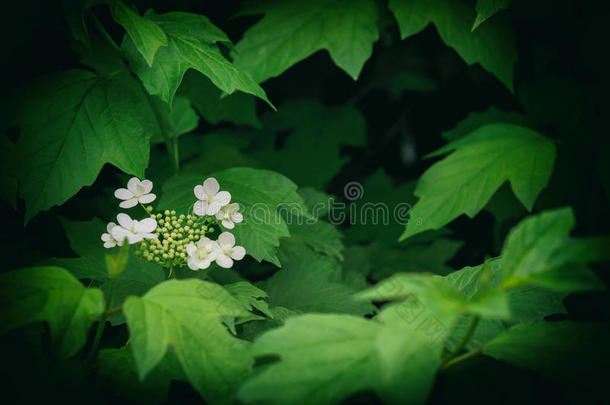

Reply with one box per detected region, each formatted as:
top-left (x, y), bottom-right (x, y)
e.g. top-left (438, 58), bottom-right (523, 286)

top-left (217, 232), bottom-right (235, 248)
top-left (207, 201), bottom-right (222, 216)
top-left (114, 188), bottom-right (133, 200)
top-left (119, 198), bottom-right (138, 209)
top-left (214, 191), bottom-right (231, 206)
top-left (106, 222), bottom-right (117, 233)
top-left (138, 193), bottom-right (156, 204)
top-left (215, 254), bottom-right (233, 269)
top-left (230, 246), bottom-right (246, 260)
top-left (127, 177), bottom-right (141, 193)
top-left (221, 219), bottom-right (235, 229)
top-left (116, 213), bottom-right (133, 228)
top-left (188, 257), bottom-right (199, 270)
top-left (232, 212), bottom-right (243, 223)
top-left (126, 233), bottom-right (143, 244)
top-left (193, 200), bottom-right (208, 216)
top-left (103, 241), bottom-right (116, 249)
top-left (142, 233), bottom-right (158, 239)
top-left (194, 184), bottom-right (206, 200)
top-left (136, 218), bottom-right (157, 233)
top-left (203, 177), bottom-right (220, 195)
top-left (199, 259), bottom-right (212, 269)
top-left (111, 227), bottom-right (129, 242)
top-left (197, 237), bottom-right (213, 247)
top-left (186, 243), bottom-right (197, 256)
top-left (101, 233), bottom-right (111, 242)
top-left (140, 179), bottom-right (153, 194)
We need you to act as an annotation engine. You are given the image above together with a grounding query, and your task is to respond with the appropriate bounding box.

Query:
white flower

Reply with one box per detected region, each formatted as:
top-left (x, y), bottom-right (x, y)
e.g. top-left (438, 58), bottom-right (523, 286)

top-left (101, 222), bottom-right (124, 248)
top-left (215, 232), bottom-right (246, 269)
top-left (186, 237), bottom-right (220, 270)
top-left (215, 203), bottom-right (243, 229)
top-left (193, 177), bottom-right (231, 216)
top-left (110, 213), bottom-right (158, 245)
top-left (114, 177), bottom-right (156, 209)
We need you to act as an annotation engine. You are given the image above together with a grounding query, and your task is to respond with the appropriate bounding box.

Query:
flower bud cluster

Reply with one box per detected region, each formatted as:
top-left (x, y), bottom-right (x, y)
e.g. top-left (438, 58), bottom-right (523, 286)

top-left (135, 210), bottom-right (214, 268)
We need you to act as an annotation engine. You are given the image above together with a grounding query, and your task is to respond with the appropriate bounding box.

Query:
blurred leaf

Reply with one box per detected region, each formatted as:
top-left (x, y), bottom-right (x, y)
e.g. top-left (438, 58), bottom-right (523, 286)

top-left (0, 266), bottom-right (104, 358)
top-left (16, 70), bottom-right (159, 222)
top-left (179, 72), bottom-right (260, 128)
top-left (109, 0), bottom-right (167, 66)
top-left (50, 217), bottom-right (165, 325)
top-left (389, 0), bottom-right (516, 90)
top-left (500, 208), bottom-right (606, 291)
top-left (123, 279), bottom-right (252, 404)
top-left (344, 169), bottom-right (416, 245)
top-left (233, 0), bottom-right (379, 82)
top-left (224, 281), bottom-right (273, 319)
top-left (262, 240), bottom-right (374, 315)
top-left (472, 0), bottom-right (512, 31)
top-left (250, 100), bottom-right (366, 188)
top-left (98, 347), bottom-right (185, 404)
top-left (483, 321), bottom-right (610, 377)
top-left (149, 96), bottom-right (199, 143)
top-left (122, 10), bottom-right (271, 107)
top-left (159, 168), bottom-right (307, 266)
top-left (402, 124), bottom-right (555, 239)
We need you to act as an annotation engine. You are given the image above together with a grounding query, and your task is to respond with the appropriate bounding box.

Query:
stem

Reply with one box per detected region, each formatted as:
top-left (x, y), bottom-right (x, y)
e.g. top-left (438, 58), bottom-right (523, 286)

top-left (139, 202), bottom-right (151, 216)
top-left (90, 13), bottom-right (120, 52)
top-left (89, 10), bottom-right (179, 173)
top-left (444, 315), bottom-right (480, 362)
top-left (168, 265), bottom-right (174, 279)
top-left (441, 348), bottom-right (481, 370)
top-left (104, 305), bottom-right (123, 316)
top-left (86, 270), bottom-right (118, 362)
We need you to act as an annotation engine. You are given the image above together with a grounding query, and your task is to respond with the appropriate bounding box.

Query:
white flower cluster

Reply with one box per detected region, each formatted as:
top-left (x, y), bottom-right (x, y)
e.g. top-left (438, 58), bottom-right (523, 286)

top-left (101, 176), bottom-right (246, 272)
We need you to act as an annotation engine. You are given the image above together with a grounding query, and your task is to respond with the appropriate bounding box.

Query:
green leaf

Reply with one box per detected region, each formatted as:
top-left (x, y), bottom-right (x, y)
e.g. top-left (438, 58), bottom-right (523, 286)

top-left (50, 217), bottom-right (165, 325)
top-left (0, 266), bottom-right (104, 358)
top-left (473, 0), bottom-right (512, 31)
top-left (285, 219), bottom-right (344, 260)
top-left (122, 10), bottom-right (271, 107)
top-left (108, 0), bottom-right (167, 66)
top-left (159, 168), bottom-right (307, 266)
top-left (500, 208), bottom-right (605, 291)
top-left (179, 71), bottom-right (261, 128)
top-left (16, 69), bottom-right (159, 222)
top-left (483, 321), bottom-right (610, 377)
top-left (98, 347), bottom-right (185, 404)
top-left (263, 240), bottom-right (374, 315)
top-left (250, 100), bottom-right (366, 189)
top-left (123, 279), bottom-right (252, 404)
top-left (401, 124), bottom-right (556, 239)
top-left (233, 0), bottom-right (379, 82)
top-left (225, 281), bottom-right (273, 319)
top-left (238, 314), bottom-right (381, 405)
top-left (388, 0), bottom-right (516, 90)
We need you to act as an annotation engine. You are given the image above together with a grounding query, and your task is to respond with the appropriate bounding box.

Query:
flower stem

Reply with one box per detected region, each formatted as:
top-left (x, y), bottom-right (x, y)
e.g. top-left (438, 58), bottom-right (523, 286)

top-left (443, 315), bottom-right (480, 362)
top-left (441, 348), bottom-right (481, 370)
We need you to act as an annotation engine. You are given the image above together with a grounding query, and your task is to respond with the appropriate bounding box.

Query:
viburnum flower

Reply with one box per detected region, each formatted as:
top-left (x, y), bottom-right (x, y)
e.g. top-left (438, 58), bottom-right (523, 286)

top-left (101, 222), bottom-right (123, 248)
top-left (215, 203), bottom-right (243, 229)
top-left (111, 213), bottom-right (158, 245)
top-left (186, 237), bottom-right (220, 270)
top-left (215, 232), bottom-right (246, 269)
top-left (114, 177), bottom-right (156, 209)
top-left (194, 177), bottom-right (231, 216)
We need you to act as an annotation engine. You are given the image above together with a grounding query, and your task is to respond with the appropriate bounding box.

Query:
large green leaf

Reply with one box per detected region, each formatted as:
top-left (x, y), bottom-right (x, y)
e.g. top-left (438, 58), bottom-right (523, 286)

top-left (232, 0), bottom-right (379, 82)
top-left (0, 266), bottom-right (104, 358)
top-left (108, 0), bottom-right (167, 66)
top-left (123, 279), bottom-right (252, 404)
top-left (401, 124), bottom-right (555, 239)
top-left (122, 10), bottom-right (271, 107)
top-left (238, 314), bottom-right (381, 405)
top-left (250, 100), bottom-right (366, 189)
top-left (388, 0), bottom-right (516, 90)
top-left (16, 70), bottom-right (159, 222)
top-left (263, 240), bottom-right (374, 315)
top-left (50, 217), bottom-right (165, 325)
top-left (442, 107), bottom-right (532, 142)
top-left (158, 168), bottom-right (307, 266)
top-left (473, 0), bottom-right (512, 31)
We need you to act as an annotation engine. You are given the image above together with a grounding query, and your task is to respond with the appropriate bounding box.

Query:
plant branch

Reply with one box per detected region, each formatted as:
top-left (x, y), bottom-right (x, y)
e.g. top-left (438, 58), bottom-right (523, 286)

top-left (443, 315), bottom-right (480, 362)
top-left (441, 348), bottom-right (481, 370)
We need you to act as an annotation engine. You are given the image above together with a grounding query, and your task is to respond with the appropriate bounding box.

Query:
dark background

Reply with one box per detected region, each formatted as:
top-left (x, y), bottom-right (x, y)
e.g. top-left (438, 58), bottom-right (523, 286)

top-left (1, 0), bottom-right (609, 403)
